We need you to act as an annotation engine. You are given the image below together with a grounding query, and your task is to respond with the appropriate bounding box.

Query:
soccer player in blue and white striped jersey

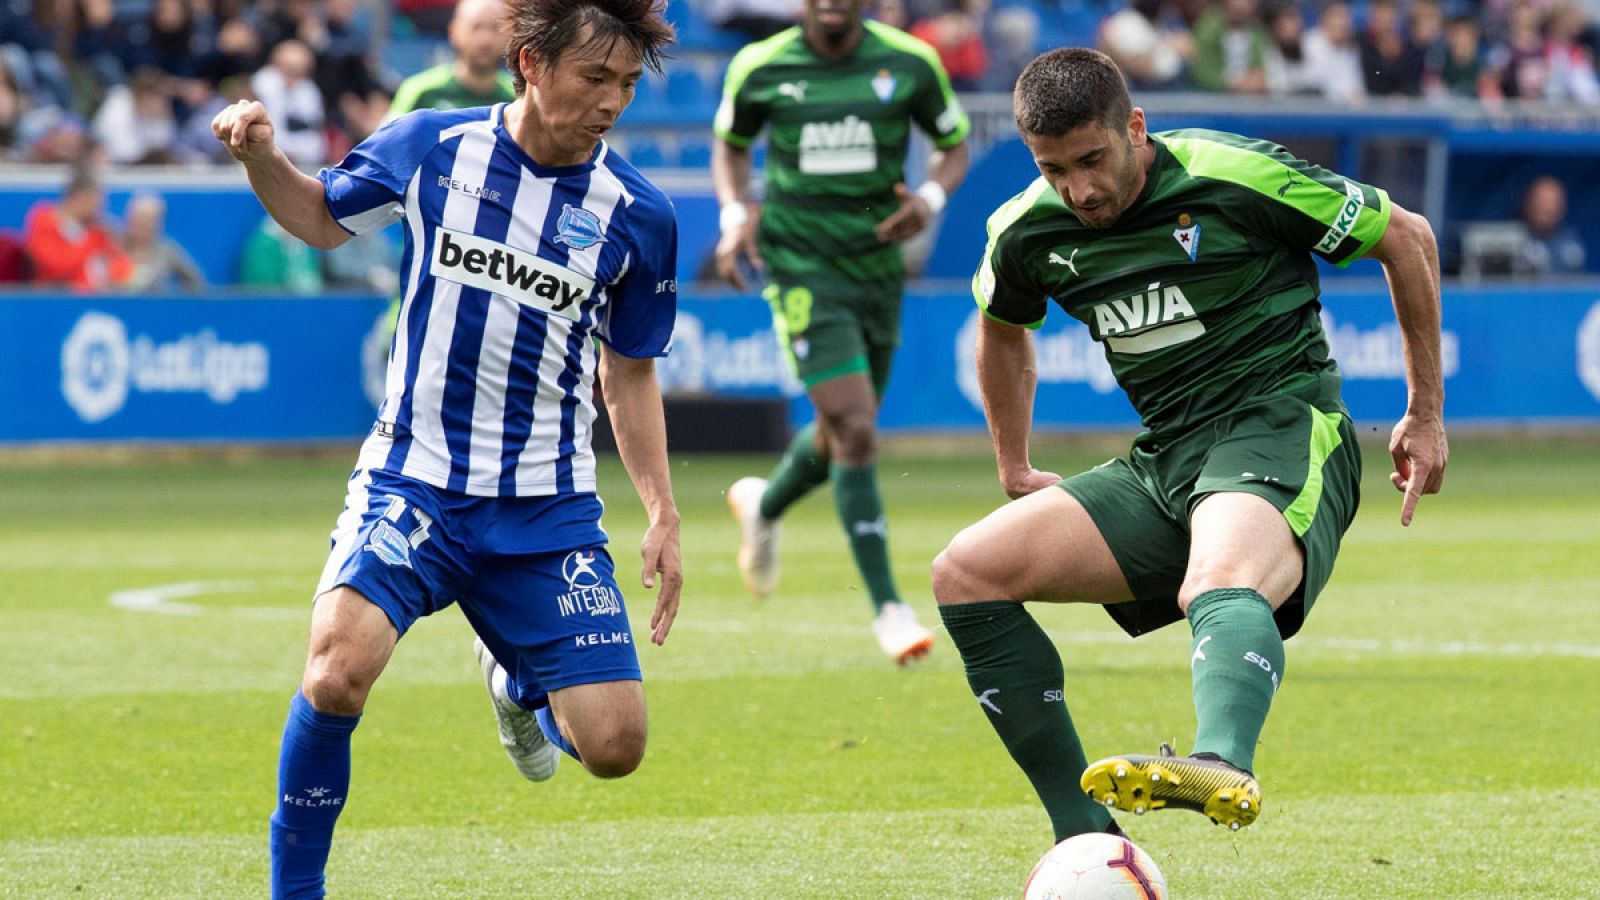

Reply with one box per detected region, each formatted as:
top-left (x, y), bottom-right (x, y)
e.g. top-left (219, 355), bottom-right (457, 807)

top-left (214, 1), bottom-right (680, 895)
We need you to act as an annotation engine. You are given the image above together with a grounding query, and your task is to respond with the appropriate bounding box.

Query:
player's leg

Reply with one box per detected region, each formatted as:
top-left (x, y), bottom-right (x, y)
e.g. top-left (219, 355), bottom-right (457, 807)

top-left (463, 537), bottom-right (648, 781)
top-left (1083, 401), bottom-right (1362, 830)
top-left (272, 473), bottom-right (466, 898)
top-left (271, 586), bottom-right (397, 900)
top-left (931, 482), bottom-right (1147, 841)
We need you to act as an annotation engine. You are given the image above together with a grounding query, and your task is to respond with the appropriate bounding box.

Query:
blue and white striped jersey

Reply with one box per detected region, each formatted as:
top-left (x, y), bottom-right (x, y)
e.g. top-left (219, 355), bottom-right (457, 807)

top-left (319, 104), bottom-right (678, 497)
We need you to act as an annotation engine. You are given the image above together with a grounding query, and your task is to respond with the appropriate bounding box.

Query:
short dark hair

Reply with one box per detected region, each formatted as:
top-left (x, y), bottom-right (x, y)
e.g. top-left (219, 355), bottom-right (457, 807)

top-left (1014, 48), bottom-right (1131, 138)
top-left (505, 0), bottom-right (675, 94)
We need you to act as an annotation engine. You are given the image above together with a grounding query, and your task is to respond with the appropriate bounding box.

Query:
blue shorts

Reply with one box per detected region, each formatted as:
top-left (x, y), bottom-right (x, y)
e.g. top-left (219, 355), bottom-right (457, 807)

top-left (316, 469), bottom-right (641, 710)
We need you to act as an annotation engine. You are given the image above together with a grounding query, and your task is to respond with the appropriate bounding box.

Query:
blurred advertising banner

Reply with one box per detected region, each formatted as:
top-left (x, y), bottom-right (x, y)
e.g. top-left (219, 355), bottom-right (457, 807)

top-left (0, 294), bottom-right (391, 442)
top-left (3, 286), bottom-right (1597, 444)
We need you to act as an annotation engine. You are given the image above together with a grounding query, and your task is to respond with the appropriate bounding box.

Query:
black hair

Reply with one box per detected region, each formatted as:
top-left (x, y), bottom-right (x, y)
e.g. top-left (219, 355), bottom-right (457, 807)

top-left (505, 0), bottom-right (676, 94)
top-left (1013, 48), bottom-right (1131, 138)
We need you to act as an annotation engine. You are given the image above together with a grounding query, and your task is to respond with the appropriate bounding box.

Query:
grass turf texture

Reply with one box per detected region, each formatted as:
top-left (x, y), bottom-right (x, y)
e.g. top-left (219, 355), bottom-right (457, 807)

top-left (1, 435), bottom-right (1597, 898)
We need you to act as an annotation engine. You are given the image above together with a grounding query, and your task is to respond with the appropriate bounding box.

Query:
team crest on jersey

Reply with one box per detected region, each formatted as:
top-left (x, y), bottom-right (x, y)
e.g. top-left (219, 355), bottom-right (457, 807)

top-left (1173, 214), bottom-right (1200, 262)
top-left (871, 68), bottom-right (896, 103)
top-left (554, 204), bottom-right (605, 250)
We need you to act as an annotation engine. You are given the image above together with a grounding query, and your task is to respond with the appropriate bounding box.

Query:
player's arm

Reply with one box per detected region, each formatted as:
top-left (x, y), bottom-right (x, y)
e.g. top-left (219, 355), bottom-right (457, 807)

top-left (1367, 203), bottom-right (1448, 526)
top-left (598, 348), bottom-right (683, 645)
top-left (875, 139), bottom-right (971, 244)
top-left (976, 315), bottom-right (1061, 498)
top-left (711, 138), bottom-right (762, 290)
top-left (211, 100), bottom-right (350, 250)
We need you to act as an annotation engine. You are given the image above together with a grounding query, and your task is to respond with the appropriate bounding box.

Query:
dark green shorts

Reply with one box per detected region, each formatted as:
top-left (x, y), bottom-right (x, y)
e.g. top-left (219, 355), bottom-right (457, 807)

top-left (763, 276), bottom-right (900, 393)
top-left (1058, 393), bottom-right (1363, 640)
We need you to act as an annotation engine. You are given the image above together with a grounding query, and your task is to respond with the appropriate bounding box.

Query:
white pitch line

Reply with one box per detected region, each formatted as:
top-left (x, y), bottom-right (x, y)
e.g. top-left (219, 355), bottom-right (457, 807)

top-left (108, 580), bottom-right (306, 620)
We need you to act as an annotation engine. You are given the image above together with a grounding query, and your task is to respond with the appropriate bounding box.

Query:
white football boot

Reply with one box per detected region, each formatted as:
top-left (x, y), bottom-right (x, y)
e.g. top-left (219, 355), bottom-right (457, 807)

top-left (474, 637), bottom-right (559, 782)
top-left (872, 601), bottom-right (935, 665)
top-left (728, 476), bottom-right (780, 599)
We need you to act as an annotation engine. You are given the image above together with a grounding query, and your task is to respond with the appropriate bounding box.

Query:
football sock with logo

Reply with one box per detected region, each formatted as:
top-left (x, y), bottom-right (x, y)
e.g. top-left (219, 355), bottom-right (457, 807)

top-left (269, 690), bottom-right (360, 900)
top-left (759, 423), bottom-right (830, 521)
top-left (831, 461), bottom-right (899, 612)
top-left (1186, 588), bottom-right (1285, 773)
top-left (535, 705), bottom-right (582, 762)
top-left (939, 601), bottom-right (1112, 840)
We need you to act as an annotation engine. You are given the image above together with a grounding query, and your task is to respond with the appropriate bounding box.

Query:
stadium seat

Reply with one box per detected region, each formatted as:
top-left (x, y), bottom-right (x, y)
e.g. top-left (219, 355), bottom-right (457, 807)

top-left (678, 137), bottom-right (713, 169)
top-left (627, 138), bottom-right (667, 169)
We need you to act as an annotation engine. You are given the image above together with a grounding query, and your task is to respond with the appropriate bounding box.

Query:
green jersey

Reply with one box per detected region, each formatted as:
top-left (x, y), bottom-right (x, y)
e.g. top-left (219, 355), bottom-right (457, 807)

top-left (974, 129), bottom-right (1393, 436)
top-left (389, 64), bottom-right (516, 116)
top-left (715, 22), bottom-right (970, 292)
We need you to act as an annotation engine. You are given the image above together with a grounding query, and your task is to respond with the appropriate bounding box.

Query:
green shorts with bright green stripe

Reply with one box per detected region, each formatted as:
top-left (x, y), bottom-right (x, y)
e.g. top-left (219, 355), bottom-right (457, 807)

top-left (763, 274), bottom-right (901, 393)
top-left (1058, 392), bottom-right (1363, 640)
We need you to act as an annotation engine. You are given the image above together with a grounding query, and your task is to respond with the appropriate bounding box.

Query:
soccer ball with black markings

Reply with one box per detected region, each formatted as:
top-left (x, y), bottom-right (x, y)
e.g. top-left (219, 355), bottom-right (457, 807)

top-left (1023, 833), bottom-right (1169, 899)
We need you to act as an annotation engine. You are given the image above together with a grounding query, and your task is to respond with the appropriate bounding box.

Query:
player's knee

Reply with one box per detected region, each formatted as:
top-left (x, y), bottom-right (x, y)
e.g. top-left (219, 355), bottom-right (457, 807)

top-left (824, 412), bottom-right (877, 465)
top-left (300, 658), bottom-right (373, 716)
top-left (932, 533), bottom-right (989, 605)
top-left (575, 723), bottom-right (647, 779)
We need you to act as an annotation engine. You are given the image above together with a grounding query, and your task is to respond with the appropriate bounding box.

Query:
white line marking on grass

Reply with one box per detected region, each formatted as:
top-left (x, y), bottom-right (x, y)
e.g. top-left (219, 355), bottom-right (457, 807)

top-left (672, 617), bottom-right (1600, 658)
top-left (109, 580), bottom-right (305, 620)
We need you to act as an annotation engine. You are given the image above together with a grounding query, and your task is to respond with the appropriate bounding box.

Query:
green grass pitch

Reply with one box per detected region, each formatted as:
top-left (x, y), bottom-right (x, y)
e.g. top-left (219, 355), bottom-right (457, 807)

top-left (2, 434), bottom-right (1597, 898)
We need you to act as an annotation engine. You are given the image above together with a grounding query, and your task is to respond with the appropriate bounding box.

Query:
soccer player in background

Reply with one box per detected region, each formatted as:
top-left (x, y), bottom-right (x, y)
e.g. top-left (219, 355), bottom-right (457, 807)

top-left (712, 0), bottom-right (971, 664)
top-left (932, 48), bottom-right (1447, 841)
top-left (212, 0), bottom-right (681, 895)
top-left (386, 0), bottom-right (517, 119)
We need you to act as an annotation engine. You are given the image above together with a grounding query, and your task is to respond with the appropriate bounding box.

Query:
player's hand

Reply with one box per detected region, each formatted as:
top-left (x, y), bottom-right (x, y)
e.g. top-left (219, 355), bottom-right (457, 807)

top-left (211, 99), bottom-right (277, 163)
top-left (1389, 411), bottom-right (1447, 526)
top-left (873, 182), bottom-right (933, 244)
top-left (714, 203), bottom-right (763, 292)
top-left (1000, 466), bottom-right (1062, 500)
top-left (639, 514), bottom-right (683, 645)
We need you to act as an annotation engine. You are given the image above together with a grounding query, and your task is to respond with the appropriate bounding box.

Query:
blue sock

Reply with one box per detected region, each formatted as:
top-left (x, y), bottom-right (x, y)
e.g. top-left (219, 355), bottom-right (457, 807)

top-left (535, 705), bottom-right (581, 761)
top-left (269, 691), bottom-right (360, 900)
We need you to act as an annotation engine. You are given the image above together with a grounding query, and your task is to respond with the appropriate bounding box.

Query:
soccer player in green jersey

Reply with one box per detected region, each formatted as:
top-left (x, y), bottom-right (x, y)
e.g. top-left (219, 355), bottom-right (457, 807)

top-left (712, 0), bottom-right (972, 664)
top-left (932, 48), bottom-right (1448, 840)
top-left (387, 0), bottom-right (517, 118)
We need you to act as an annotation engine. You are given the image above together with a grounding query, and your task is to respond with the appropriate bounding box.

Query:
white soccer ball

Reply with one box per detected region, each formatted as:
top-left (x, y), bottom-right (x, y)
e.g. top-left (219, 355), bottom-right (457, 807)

top-left (1023, 833), bottom-right (1169, 900)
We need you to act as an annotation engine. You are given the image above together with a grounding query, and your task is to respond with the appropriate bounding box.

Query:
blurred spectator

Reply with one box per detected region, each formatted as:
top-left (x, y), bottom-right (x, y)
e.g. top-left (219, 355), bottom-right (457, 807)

top-left (1410, 0), bottom-right (1447, 64)
top-left (1542, 3), bottom-right (1600, 103)
top-left (22, 169), bottom-right (132, 291)
top-left (240, 216), bottom-right (323, 293)
top-left (1301, 1), bottom-right (1365, 103)
top-left (308, 0), bottom-right (391, 153)
top-left (92, 68), bottom-right (179, 165)
top-left (1099, 0), bottom-right (1191, 91)
top-left (197, 17), bottom-right (267, 87)
top-left (398, 0), bottom-right (459, 36)
top-left (909, 0), bottom-right (989, 91)
top-left (1361, 0), bottom-right (1426, 96)
top-left (872, 0), bottom-right (910, 28)
top-left (119, 0), bottom-right (209, 79)
top-left (1189, 0), bottom-right (1269, 93)
top-left (19, 107), bottom-right (92, 164)
top-left (1519, 175), bottom-right (1586, 274)
top-left (1489, 1), bottom-right (1549, 99)
top-left (1427, 14), bottom-right (1498, 99)
top-left (0, 51), bottom-right (22, 154)
top-left (250, 39), bottom-right (327, 167)
top-left (387, 0), bottom-right (513, 117)
top-left (122, 192), bottom-right (206, 292)
top-left (1263, 4), bottom-right (1320, 96)
top-left (985, 4), bottom-right (1039, 91)
top-left (324, 229), bottom-right (402, 295)
top-left (703, 0), bottom-right (801, 41)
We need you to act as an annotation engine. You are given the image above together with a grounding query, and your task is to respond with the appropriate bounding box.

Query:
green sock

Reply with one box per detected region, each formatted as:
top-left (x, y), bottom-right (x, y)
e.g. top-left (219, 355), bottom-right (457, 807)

top-left (831, 462), bottom-right (899, 611)
top-left (939, 601), bottom-right (1113, 841)
top-left (759, 423), bottom-right (830, 520)
top-left (1186, 588), bottom-right (1285, 773)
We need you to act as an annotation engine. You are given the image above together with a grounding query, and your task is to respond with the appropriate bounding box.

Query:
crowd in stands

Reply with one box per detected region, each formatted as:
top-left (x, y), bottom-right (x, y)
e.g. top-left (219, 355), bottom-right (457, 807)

top-left (0, 0), bottom-right (1595, 290)
top-left (4, 0), bottom-right (1599, 168)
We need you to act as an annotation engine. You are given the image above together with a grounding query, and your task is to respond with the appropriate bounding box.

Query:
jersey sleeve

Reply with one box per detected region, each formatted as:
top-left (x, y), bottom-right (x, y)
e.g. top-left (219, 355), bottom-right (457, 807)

top-left (712, 45), bottom-right (770, 148)
top-left (599, 191), bottom-right (678, 358)
top-left (1166, 133), bottom-right (1392, 267)
top-left (318, 109), bottom-right (437, 236)
top-left (972, 191), bottom-right (1048, 329)
top-left (905, 40), bottom-right (971, 149)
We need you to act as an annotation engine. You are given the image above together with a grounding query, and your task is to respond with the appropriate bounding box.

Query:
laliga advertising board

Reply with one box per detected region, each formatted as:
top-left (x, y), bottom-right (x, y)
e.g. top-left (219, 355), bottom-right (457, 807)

top-left (0, 295), bottom-right (391, 442)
